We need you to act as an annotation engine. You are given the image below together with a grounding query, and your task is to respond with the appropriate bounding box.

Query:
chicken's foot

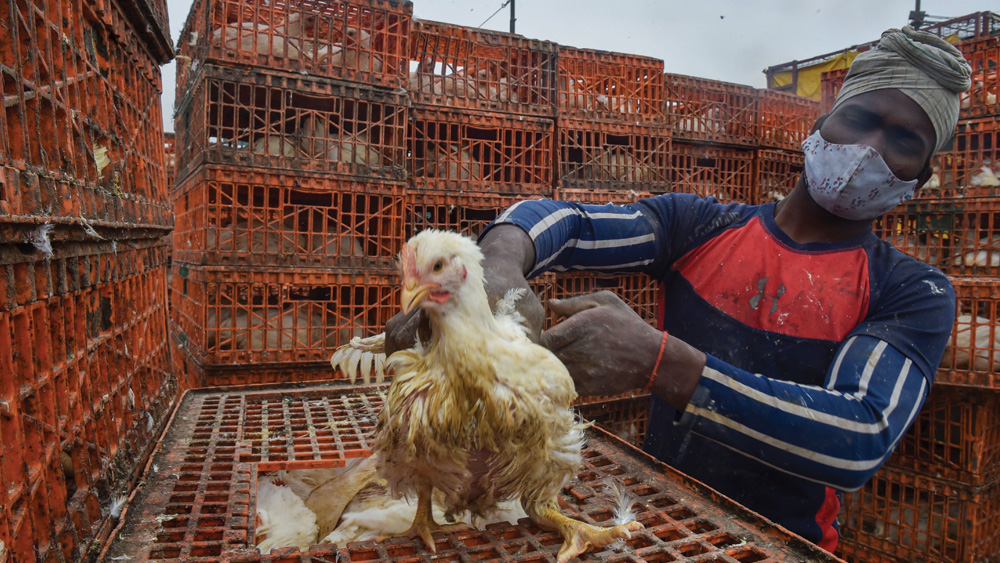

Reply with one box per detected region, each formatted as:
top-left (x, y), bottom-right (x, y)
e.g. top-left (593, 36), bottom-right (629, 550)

top-left (401, 486), bottom-right (469, 552)
top-left (526, 501), bottom-right (643, 563)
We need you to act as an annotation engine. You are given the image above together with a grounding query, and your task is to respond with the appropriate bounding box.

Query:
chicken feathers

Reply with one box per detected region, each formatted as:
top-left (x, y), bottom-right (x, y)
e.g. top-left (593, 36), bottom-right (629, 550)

top-left (338, 229), bottom-right (641, 562)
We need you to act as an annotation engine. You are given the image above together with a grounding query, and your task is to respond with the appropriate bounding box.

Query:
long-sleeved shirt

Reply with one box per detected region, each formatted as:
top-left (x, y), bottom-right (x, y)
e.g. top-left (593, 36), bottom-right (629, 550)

top-left (485, 194), bottom-right (955, 552)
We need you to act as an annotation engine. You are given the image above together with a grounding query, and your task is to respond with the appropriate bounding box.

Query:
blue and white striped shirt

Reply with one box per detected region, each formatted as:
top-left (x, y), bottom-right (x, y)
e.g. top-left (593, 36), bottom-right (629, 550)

top-left (486, 194), bottom-right (954, 551)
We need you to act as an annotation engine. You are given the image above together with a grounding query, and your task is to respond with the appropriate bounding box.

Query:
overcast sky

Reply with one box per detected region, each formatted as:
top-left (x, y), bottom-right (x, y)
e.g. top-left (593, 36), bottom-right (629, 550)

top-left (159, 0), bottom-right (991, 131)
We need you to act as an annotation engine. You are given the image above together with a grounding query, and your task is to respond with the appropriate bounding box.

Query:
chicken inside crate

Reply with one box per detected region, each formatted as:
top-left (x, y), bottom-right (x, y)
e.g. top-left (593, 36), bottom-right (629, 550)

top-left (173, 166), bottom-right (405, 269)
top-left (100, 384), bottom-right (842, 563)
top-left (837, 464), bottom-right (1000, 563)
top-left (170, 267), bottom-right (399, 367)
top-left (875, 198), bottom-right (1000, 276)
top-left (407, 108), bottom-right (553, 194)
top-left (935, 277), bottom-right (1000, 388)
top-left (663, 74), bottom-right (757, 147)
top-left (176, 0), bottom-right (410, 92)
top-left (557, 122), bottom-right (670, 192)
top-left (175, 65), bottom-right (408, 181)
top-left (406, 19), bottom-right (558, 116)
top-left (557, 47), bottom-right (665, 123)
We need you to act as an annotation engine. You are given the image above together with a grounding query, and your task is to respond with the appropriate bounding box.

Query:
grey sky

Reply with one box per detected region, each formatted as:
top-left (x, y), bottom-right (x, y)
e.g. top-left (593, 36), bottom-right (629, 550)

top-left (159, 0), bottom-right (991, 131)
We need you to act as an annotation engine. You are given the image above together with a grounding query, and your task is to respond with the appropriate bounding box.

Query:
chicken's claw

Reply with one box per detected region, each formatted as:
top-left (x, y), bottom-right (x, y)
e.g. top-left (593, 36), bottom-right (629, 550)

top-left (556, 520), bottom-right (643, 563)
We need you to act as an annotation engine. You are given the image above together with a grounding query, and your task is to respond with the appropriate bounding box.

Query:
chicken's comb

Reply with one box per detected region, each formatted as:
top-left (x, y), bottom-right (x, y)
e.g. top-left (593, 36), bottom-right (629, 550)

top-left (400, 243), bottom-right (418, 280)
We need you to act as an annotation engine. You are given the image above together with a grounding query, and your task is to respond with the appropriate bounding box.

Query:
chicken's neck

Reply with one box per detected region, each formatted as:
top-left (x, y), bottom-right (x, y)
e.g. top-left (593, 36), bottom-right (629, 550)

top-left (424, 283), bottom-right (497, 386)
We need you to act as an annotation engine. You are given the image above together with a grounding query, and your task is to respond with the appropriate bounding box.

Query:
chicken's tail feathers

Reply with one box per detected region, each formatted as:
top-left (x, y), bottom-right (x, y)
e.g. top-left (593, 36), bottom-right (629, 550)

top-left (330, 333), bottom-right (388, 383)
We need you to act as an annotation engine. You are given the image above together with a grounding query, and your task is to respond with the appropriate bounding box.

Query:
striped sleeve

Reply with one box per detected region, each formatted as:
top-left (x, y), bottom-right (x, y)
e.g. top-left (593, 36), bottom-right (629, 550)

top-left (489, 199), bottom-right (660, 277)
top-left (677, 334), bottom-right (928, 491)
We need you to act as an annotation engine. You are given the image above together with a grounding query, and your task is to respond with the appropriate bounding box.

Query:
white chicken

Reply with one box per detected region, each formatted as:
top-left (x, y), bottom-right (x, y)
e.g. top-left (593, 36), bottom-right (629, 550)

top-left (417, 142), bottom-right (482, 181)
top-left (330, 230), bottom-right (642, 562)
top-left (255, 480), bottom-right (318, 553)
top-left (942, 314), bottom-right (1000, 371)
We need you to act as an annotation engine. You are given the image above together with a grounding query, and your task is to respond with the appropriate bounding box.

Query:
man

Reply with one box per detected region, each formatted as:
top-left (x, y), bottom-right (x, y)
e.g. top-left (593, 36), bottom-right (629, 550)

top-left (387, 26), bottom-right (970, 551)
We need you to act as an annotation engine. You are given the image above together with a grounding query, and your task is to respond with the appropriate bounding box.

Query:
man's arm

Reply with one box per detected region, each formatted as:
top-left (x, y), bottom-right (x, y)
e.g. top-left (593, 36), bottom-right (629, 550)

top-left (668, 335), bottom-right (930, 491)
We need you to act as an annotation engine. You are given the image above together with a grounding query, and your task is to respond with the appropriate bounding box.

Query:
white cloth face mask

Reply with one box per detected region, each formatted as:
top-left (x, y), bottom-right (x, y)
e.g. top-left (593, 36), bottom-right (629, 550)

top-left (801, 130), bottom-right (920, 221)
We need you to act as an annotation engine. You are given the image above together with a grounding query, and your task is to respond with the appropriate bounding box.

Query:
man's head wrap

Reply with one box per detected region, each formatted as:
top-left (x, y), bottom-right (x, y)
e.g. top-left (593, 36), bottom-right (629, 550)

top-left (832, 26), bottom-right (972, 155)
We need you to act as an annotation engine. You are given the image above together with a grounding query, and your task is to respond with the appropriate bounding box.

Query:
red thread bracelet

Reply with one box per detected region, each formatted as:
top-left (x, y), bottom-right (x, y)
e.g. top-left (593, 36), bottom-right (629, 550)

top-left (643, 331), bottom-right (669, 392)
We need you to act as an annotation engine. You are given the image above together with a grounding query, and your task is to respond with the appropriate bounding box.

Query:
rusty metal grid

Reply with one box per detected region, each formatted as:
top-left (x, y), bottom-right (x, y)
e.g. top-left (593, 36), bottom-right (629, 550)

top-left (101, 383), bottom-right (843, 563)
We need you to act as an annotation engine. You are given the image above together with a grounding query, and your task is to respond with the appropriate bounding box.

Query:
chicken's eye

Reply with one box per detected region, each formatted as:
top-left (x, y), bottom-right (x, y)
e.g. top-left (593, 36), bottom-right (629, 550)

top-left (432, 260), bottom-right (444, 272)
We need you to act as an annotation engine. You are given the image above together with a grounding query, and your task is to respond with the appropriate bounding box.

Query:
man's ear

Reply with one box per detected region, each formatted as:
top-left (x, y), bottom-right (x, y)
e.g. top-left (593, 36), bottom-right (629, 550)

top-left (913, 159), bottom-right (934, 191)
top-left (811, 114), bottom-right (829, 134)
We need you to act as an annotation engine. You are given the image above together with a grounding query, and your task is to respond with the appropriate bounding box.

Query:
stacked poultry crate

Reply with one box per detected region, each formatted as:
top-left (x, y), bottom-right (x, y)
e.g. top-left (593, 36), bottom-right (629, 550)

top-left (0, 0), bottom-right (175, 560)
top-left (828, 32), bottom-right (1000, 563)
top-left (547, 45), bottom-right (669, 340)
top-left (170, 0), bottom-right (412, 387)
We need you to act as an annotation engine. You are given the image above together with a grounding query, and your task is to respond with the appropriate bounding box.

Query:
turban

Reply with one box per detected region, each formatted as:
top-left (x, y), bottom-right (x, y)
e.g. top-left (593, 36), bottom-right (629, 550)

top-left (832, 26), bottom-right (972, 154)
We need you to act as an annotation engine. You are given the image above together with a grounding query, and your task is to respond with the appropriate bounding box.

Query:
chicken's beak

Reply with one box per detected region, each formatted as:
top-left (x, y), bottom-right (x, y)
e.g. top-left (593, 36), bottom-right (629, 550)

top-left (401, 278), bottom-right (436, 314)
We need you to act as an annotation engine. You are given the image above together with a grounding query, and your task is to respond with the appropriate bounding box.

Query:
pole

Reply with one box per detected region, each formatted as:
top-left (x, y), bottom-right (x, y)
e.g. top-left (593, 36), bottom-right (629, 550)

top-left (510, 0), bottom-right (516, 34)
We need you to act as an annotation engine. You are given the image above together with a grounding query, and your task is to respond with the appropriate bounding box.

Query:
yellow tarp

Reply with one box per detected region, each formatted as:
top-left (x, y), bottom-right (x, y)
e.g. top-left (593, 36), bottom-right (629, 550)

top-left (767, 34), bottom-right (961, 100)
top-left (766, 52), bottom-right (859, 100)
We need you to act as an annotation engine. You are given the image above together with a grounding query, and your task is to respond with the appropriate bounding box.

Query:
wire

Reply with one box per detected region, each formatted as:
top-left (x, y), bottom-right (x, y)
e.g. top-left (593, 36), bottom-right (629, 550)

top-left (478, 0), bottom-right (512, 28)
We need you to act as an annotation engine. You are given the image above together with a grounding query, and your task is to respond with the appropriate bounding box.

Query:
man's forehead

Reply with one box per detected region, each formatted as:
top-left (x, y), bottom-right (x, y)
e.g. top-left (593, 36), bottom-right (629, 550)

top-left (834, 89), bottom-right (936, 140)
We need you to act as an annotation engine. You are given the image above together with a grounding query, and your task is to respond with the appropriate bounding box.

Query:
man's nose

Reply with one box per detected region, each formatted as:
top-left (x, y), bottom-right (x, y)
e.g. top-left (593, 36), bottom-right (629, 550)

top-left (854, 129), bottom-right (889, 157)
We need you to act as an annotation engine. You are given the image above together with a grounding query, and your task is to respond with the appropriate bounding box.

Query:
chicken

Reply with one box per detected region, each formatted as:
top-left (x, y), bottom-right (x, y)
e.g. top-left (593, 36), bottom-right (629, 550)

top-left (560, 77), bottom-right (609, 111)
top-left (255, 480), bottom-right (318, 553)
top-left (417, 142), bottom-right (482, 180)
top-left (252, 136), bottom-right (298, 157)
top-left (942, 314), bottom-right (1000, 371)
top-left (970, 165), bottom-right (1000, 188)
top-left (207, 305), bottom-right (333, 352)
top-left (211, 21), bottom-right (301, 59)
top-left (330, 230), bottom-right (641, 562)
top-left (600, 147), bottom-right (653, 182)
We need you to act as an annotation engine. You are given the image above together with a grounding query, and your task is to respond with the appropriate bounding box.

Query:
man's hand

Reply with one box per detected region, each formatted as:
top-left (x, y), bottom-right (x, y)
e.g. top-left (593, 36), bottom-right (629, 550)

top-left (541, 291), bottom-right (663, 397)
top-left (543, 291), bottom-right (706, 409)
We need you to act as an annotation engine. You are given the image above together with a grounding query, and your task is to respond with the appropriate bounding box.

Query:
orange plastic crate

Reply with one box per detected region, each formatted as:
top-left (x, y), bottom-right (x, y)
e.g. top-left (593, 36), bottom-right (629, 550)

top-left (934, 277), bottom-right (1000, 388)
top-left (663, 74), bottom-right (758, 147)
top-left (100, 384), bottom-right (842, 563)
top-left (574, 391), bottom-right (651, 449)
top-left (554, 187), bottom-right (652, 205)
top-left (0, 244), bottom-right (174, 563)
top-left (546, 271), bottom-right (658, 327)
top-left (930, 117), bottom-right (1000, 197)
top-left (959, 35), bottom-right (999, 119)
top-left (170, 265), bottom-right (399, 368)
top-left (408, 107), bottom-right (554, 195)
top-left (671, 142), bottom-right (756, 203)
top-left (819, 67), bottom-right (848, 115)
top-left (405, 191), bottom-right (521, 240)
top-left (557, 119), bottom-right (670, 192)
top-left (875, 198), bottom-right (1000, 277)
top-left (887, 385), bottom-right (1000, 486)
top-left (164, 133), bottom-right (176, 192)
top-left (1, 0), bottom-right (171, 229)
top-left (173, 165), bottom-right (405, 269)
top-left (0, 166), bottom-right (173, 232)
top-left (838, 465), bottom-right (1000, 563)
top-left (174, 65), bottom-right (409, 184)
top-left (175, 0), bottom-right (411, 94)
top-left (407, 19), bottom-right (557, 117)
top-left (753, 148), bottom-right (804, 205)
top-left (558, 47), bottom-right (665, 123)
top-left (756, 90), bottom-right (820, 151)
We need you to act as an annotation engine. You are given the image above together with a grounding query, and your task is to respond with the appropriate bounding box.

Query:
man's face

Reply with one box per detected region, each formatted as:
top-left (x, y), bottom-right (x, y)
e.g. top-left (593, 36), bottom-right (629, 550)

top-left (819, 89), bottom-right (937, 182)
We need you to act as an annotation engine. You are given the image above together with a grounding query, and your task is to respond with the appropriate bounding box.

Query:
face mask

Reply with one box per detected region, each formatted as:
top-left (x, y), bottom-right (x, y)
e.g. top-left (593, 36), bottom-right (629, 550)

top-left (801, 130), bottom-right (919, 221)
